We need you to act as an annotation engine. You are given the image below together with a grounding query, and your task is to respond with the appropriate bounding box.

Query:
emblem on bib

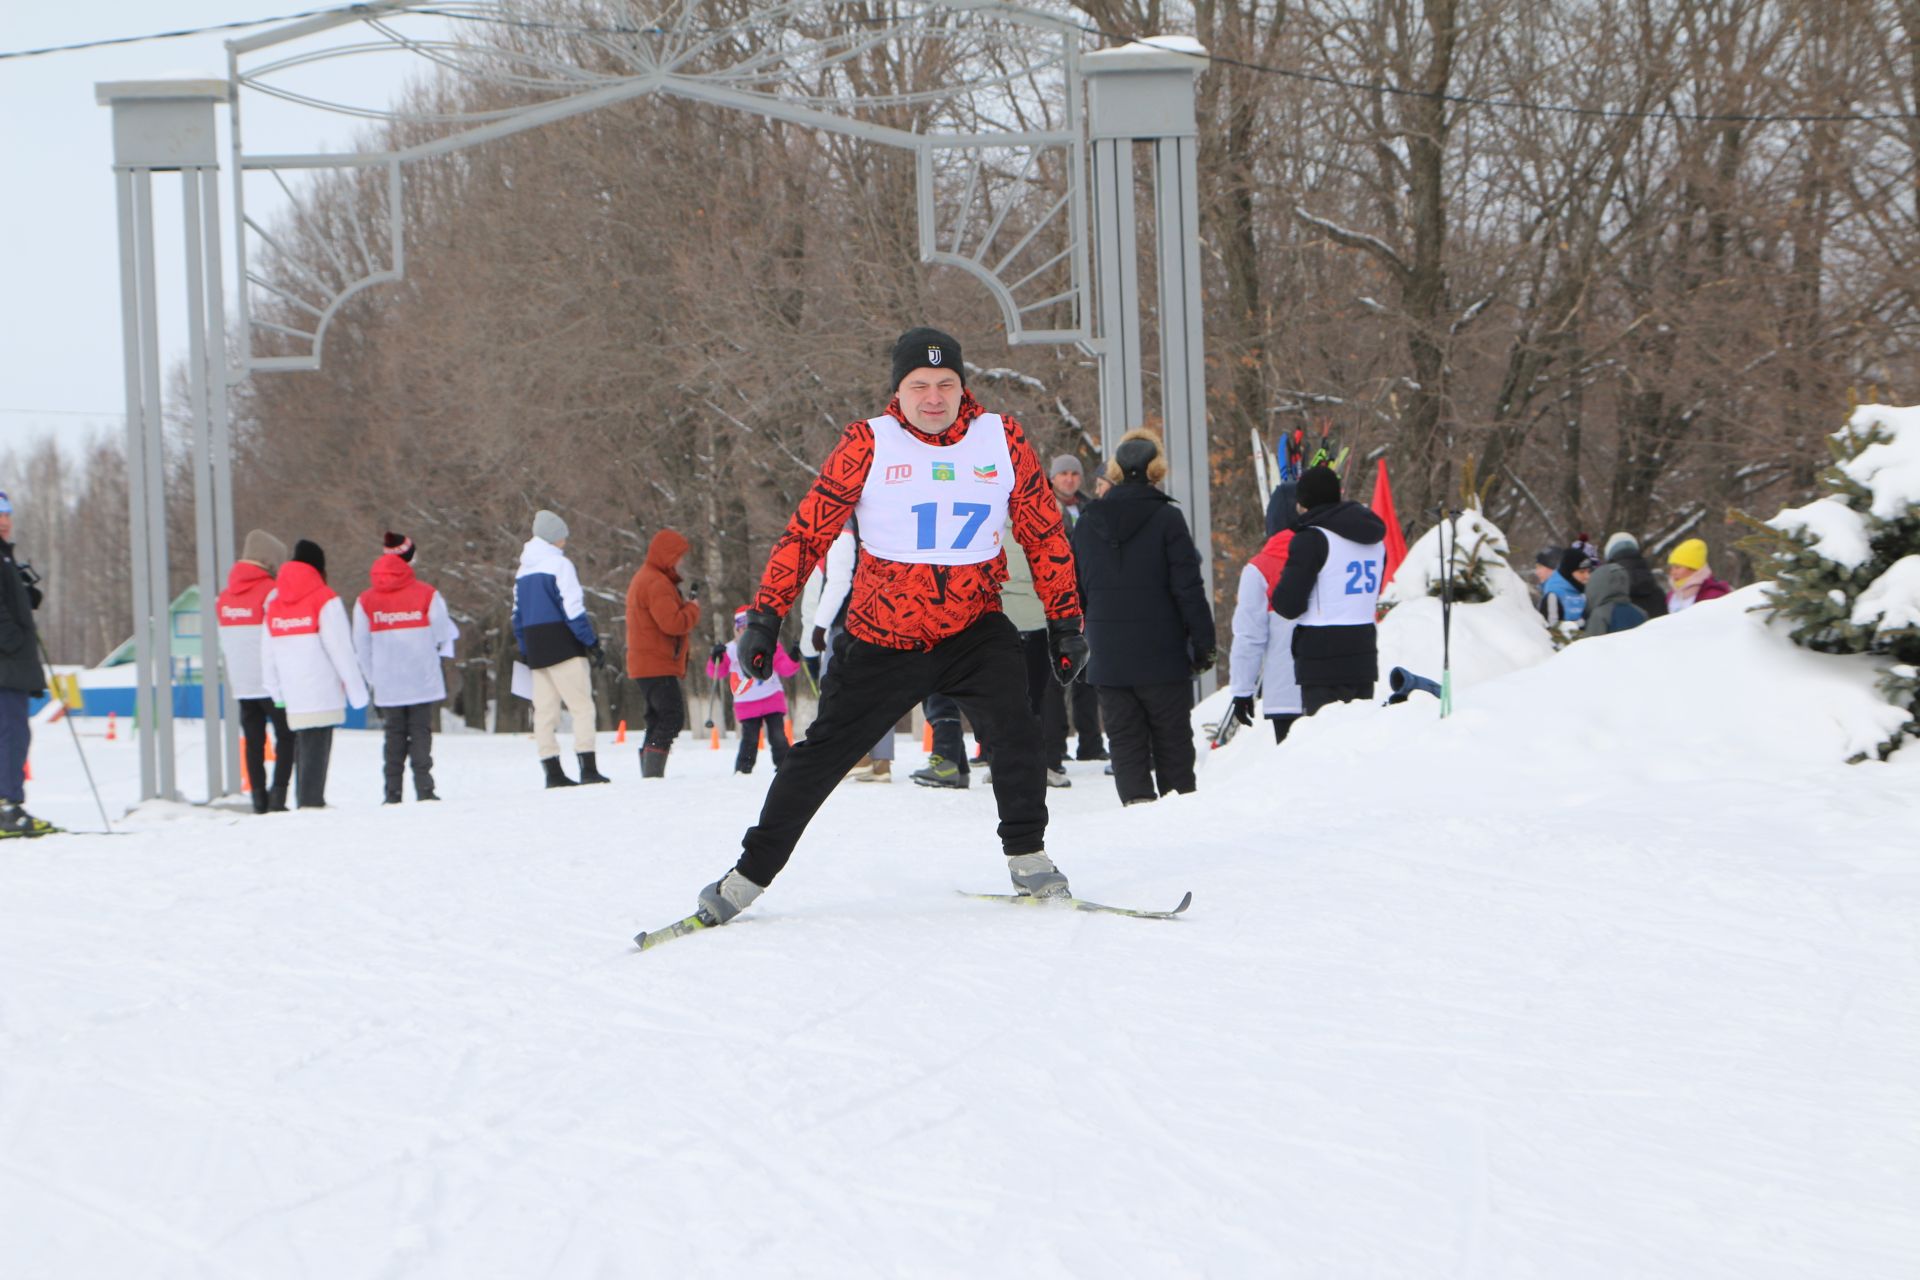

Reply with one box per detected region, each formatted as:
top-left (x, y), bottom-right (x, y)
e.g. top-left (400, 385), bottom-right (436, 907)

top-left (932, 461), bottom-right (956, 481)
top-left (972, 463), bottom-right (998, 482)
top-left (885, 464), bottom-right (913, 484)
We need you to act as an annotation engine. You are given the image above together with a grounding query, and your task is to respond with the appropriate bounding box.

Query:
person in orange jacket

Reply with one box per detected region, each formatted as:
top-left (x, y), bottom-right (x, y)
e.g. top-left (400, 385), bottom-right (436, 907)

top-left (625, 528), bottom-right (702, 777)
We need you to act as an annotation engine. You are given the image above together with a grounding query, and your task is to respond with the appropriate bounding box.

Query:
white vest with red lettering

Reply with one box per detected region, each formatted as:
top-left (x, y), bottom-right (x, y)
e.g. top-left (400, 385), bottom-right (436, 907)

top-left (352, 578), bottom-right (458, 708)
top-left (855, 414), bottom-right (1013, 565)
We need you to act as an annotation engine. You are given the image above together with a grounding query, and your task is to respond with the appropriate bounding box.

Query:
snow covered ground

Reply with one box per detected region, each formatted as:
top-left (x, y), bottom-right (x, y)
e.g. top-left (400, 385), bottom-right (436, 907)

top-left (4, 596), bottom-right (1918, 1278)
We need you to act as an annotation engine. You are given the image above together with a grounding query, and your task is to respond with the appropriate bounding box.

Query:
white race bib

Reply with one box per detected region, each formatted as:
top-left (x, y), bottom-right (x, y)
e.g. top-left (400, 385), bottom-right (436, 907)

top-left (1300, 530), bottom-right (1386, 626)
top-left (854, 414), bottom-right (1014, 566)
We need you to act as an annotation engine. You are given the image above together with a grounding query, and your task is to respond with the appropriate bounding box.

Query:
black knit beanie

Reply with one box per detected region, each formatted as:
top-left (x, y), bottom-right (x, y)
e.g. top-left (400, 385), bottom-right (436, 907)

top-left (1297, 465), bottom-right (1341, 510)
top-left (292, 538), bottom-right (327, 580)
top-left (890, 327), bottom-right (965, 391)
top-left (1115, 435), bottom-right (1160, 482)
top-left (382, 530), bottom-right (416, 563)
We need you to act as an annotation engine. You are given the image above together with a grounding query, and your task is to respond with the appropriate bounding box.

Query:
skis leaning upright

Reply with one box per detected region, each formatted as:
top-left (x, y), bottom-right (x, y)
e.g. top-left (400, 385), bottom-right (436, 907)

top-left (960, 890), bottom-right (1192, 920)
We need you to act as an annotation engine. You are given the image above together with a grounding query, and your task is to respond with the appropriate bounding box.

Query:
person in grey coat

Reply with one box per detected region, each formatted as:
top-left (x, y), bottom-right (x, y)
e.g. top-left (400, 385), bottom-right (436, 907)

top-left (1583, 562), bottom-right (1649, 637)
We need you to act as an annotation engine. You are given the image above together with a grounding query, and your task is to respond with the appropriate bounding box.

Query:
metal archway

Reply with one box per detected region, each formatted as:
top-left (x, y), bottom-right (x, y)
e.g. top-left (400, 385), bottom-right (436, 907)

top-left (99, 1), bottom-right (1210, 802)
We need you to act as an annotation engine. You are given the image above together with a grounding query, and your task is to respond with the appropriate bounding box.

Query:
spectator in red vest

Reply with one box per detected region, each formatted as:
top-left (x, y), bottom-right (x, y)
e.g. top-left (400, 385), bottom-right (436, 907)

top-left (353, 532), bottom-right (460, 804)
top-left (216, 528), bottom-right (291, 813)
top-left (261, 539), bottom-right (368, 809)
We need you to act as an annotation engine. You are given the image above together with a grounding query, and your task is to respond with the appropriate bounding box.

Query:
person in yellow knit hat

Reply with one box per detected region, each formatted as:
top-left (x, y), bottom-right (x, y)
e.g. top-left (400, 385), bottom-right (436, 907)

top-left (1666, 538), bottom-right (1733, 612)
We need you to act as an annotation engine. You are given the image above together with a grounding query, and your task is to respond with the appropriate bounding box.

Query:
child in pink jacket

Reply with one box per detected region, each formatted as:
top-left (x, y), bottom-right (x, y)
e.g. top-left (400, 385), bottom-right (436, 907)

top-left (707, 606), bottom-right (803, 774)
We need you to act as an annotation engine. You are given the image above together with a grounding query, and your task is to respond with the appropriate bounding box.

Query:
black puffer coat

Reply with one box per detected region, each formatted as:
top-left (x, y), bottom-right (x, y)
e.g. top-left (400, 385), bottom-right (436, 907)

top-left (0, 537), bottom-right (45, 695)
top-left (1607, 547), bottom-right (1669, 619)
top-left (1070, 482), bottom-right (1216, 686)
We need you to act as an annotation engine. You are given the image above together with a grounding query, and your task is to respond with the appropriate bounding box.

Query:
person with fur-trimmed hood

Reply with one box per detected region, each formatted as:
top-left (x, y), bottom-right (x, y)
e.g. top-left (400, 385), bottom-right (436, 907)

top-left (1070, 429), bottom-right (1216, 804)
top-left (625, 527), bottom-right (702, 778)
top-left (353, 531), bottom-right (459, 803)
top-left (261, 539), bottom-right (370, 809)
top-left (1269, 465), bottom-right (1388, 714)
top-left (668, 326), bottom-right (1086, 933)
top-left (513, 510), bottom-right (610, 788)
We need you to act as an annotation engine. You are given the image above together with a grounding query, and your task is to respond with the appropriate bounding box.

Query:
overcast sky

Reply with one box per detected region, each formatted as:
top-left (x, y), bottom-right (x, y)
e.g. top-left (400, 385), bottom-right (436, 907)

top-left (0, 3), bottom-right (444, 462)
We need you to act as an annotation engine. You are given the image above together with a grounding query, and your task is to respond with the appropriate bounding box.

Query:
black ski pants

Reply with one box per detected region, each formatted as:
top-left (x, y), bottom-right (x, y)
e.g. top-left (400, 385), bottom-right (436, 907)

top-left (736, 712), bottom-right (790, 774)
top-left (634, 676), bottom-right (686, 755)
top-left (975, 629), bottom-right (1049, 765)
top-left (737, 613), bottom-right (1047, 888)
top-left (924, 692), bottom-right (968, 777)
top-left (1097, 680), bottom-right (1196, 804)
top-left (238, 696), bottom-right (294, 812)
top-left (1301, 682), bottom-right (1373, 716)
top-left (293, 726), bottom-right (334, 809)
top-left (382, 702), bottom-right (436, 800)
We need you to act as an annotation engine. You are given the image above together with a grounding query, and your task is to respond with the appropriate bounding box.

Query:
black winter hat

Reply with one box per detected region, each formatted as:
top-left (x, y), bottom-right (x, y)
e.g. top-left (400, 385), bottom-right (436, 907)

top-left (292, 538), bottom-right (327, 580)
top-left (1297, 465), bottom-right (1342, 510)
top-left (1559, 544), bottom-right (1597, 578)
top-left (1535, 545), bottom-right (1562, 570)
top-left (1114, 434), bottom-right (1161, 482)
top-left (383, 530), bottom-right (415, 563)
top-left (890, 327), bottom-right (965, 390)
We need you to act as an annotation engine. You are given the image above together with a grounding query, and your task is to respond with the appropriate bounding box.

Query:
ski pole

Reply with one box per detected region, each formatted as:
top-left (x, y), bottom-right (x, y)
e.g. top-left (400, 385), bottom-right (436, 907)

top-left (37, 633), bottom-right (112, 834)
top-left (1439, 511), bottom-right (1458, 719)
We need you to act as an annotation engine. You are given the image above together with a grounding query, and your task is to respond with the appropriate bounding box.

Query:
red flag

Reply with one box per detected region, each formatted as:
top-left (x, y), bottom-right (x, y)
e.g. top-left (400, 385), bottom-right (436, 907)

top-left (1371, 458), bottom-right (1408, 588)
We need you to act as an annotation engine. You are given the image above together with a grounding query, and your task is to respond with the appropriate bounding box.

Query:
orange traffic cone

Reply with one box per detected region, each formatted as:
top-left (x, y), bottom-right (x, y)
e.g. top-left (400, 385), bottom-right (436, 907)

top-left (615, 719), bottom-right (628, 745)
top-left (239, 749), bottom-right (252, 793)
top-left (710, 722), bottom-right (721, 749)
top-left (758, 723), bottom-right (766, 748)
top-left (106, 711), bottom-right (117, 741)
top-left (922, 720), bottom-right (934, 752)
top-left (22, 757), bottom-right (29, 782)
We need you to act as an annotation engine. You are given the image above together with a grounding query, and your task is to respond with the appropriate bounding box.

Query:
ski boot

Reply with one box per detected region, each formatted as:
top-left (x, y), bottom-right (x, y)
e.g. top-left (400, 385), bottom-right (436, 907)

top-left (1007, 851), bottom-right (1069, 900)
top-left (0, 802), bottom-right (56, 838)
top-left (697, 870), bottom-right (765, 926)
top-left (910, 755), bottom-right (968, 789)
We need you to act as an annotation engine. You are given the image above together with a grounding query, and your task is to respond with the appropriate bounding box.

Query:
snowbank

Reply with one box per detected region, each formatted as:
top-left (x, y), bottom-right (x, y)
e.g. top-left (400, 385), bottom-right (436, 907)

top-left (1377, 509), bottom-right (1555, 693)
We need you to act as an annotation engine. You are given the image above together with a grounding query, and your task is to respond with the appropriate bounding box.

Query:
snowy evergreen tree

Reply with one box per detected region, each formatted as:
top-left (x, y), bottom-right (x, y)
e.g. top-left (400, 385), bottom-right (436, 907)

top-left (1742, 405), bottom-right (1920, 757)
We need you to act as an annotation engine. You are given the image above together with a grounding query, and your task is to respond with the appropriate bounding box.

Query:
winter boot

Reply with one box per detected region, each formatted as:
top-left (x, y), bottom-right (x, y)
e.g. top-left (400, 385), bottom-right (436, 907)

top-left (542, 756), bottom-right (578, 789)
top-left (852, 758), bottom-right (892, 783)
top-left (910, 755), bottom-right (968, 789)
top-left (577, 752), bottom-right (612, 785)
top-left (639, 747), bottom-right (668, 779)
top-left (1045, 767), bottom-right (1072, 789)
top-left (696, 869), bottom-right (765, 926)
top-left (1007, 851), bottom-right (1070, 899)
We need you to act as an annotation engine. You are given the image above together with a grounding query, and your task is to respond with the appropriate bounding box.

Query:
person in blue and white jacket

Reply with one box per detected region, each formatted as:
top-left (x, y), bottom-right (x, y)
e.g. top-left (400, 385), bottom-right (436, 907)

top-left (512, 510), bottom-right (610, 789)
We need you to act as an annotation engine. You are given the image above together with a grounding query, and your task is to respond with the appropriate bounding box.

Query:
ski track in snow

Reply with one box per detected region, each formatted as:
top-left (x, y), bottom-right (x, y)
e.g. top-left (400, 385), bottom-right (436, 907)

top-left (2, 700), bottom-right (1917, 1278)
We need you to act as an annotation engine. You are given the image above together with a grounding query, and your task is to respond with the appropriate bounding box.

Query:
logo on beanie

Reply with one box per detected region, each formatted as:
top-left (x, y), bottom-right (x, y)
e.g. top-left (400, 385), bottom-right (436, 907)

top-left (932, 461), bottom-right (956, 482)
top-left (927, 346), bottom-right (943, 366)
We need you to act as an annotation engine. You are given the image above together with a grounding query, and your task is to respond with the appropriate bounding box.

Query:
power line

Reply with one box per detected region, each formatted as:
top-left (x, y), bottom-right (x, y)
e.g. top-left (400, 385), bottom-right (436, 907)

top-left (0, 5), bottom-right (362, 61)
top-left (2, 1), bottom-right (1914, 125)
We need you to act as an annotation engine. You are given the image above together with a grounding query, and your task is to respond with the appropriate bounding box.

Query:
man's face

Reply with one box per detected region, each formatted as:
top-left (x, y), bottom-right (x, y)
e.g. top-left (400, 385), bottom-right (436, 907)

top-left (1533, 563), bottom-right (1552, 584)
top-left (0, 512), bottom-right (12, 542)
top-left (1051, 469), bottom-right (1081, 500)
top-left (1573, 566), bottom-right (1592, 587)
top-left (899, 369), bottom-right (963, 434)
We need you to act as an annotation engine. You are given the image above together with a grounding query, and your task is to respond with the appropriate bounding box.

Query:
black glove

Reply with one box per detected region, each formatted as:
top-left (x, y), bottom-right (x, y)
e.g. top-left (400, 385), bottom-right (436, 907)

top-left (26, 585), bottom-right (43, 611)
top-left (709, 643), bottom-right (727, 661)
top-left (810, 625), bottom-right (827, 654)
top-left (1231, 695), bottom-right (1257, 727)
top-left (687, 580), bottom-right (701, 601)
top-left (786, 642), bottom-right (802, 661)
top-left (1047, 616), bottom-right (1089, 686)
top-left (1190, 648), bottom-right (1217, 677)
top-left (587, 641), bottom-right (608, 670)
top-left (738, 609), bottom-right (782, 681)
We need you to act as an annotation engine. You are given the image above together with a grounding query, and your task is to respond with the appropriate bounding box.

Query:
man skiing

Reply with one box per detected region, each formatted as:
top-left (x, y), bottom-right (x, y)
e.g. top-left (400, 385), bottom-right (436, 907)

top-left (679, 327), bottom-right (1087, 929)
